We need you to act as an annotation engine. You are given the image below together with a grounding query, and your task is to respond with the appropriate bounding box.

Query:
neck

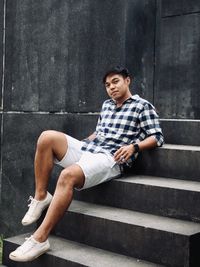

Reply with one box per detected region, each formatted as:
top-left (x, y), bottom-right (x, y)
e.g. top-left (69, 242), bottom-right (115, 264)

top-left (116, 93), bottom-right (132, 107)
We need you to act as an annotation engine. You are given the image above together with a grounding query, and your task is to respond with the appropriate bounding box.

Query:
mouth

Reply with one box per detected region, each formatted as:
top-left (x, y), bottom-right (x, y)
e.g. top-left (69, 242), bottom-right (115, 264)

top-left (111, 91), bottom-right (119, 97)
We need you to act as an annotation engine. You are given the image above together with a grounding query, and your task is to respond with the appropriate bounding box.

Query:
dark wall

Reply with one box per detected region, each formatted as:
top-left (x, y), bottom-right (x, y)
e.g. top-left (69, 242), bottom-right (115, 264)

top-left (4, 0), bottom-right (155, 113)
top-left (0, 0), bottom-right (4, 227)
top-left (161, 0), bottom-right (200, 16)
top-left (125, 0), bottom-right (156, 102)
top-left (155, 0), bottom-right (200, 118)
top-left (0, 0), bottom-right (4, 107)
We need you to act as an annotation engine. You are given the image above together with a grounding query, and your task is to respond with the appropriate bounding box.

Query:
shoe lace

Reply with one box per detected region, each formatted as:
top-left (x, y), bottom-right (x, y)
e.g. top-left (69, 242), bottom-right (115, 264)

top-left (17, 236), bottom-right (36, 253)
top-left (27, 196), bottom-right (38, 214)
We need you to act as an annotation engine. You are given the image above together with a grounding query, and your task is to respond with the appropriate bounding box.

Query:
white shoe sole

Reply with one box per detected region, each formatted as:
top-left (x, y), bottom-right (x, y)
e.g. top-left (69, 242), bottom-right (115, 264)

top-left (9, 247), bottom-right (50, 262)
top-left (21, 193), bottom-right (52, 226)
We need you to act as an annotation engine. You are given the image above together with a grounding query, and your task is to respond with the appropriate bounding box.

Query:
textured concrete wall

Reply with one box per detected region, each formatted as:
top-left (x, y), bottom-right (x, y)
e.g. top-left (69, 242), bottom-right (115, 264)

top-left (4, 0), bottom-right (155, 113)
top-left (0, 0), bottom-right (3, 107)
top-left (155, 0), bottom-right (200, 118)
top-left (125, 0), bottom-right (156, 102)
top-left (0, 0), bottom-right (4, 233)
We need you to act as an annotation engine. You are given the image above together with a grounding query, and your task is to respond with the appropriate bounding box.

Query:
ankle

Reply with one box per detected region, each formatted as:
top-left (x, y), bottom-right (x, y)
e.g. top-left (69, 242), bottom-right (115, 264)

top-left (34, 191), bottom-right (47, 201)
top-left (33, 232), bottom-right (48, 243)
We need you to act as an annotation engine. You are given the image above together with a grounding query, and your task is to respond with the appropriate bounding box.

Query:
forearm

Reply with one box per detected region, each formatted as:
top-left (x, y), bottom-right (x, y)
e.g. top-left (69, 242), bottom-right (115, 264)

top-left (114, 136), bottom-right (158, 163)
top-left (85, 132), bottom-right (97, 141)
top-left (136, 136), bottom-right (157, 152)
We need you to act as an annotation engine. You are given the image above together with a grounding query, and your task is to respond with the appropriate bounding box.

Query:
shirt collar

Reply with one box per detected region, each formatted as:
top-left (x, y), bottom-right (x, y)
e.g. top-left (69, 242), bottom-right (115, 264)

top-left (109, 94), bottom-right (139, 106)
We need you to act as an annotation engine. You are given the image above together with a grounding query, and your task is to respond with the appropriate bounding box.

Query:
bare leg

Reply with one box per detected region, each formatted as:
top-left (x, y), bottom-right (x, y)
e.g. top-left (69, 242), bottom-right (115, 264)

top-left (34, 130), bottom-right (68, 200)
top-left (9, 134), bottom-right (85, 261)
top-left (33, 164), bottom-right (85, 242)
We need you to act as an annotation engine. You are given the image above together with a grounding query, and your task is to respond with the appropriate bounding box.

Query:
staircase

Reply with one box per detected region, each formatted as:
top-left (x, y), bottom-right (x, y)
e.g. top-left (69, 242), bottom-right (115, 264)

top-left (2, 119), bottom-right (200, 267)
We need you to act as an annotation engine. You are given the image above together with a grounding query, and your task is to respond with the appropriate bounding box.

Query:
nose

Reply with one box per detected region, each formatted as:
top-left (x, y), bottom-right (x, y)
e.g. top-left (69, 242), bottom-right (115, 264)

top-left (109, 83), bottom-right (115, 90)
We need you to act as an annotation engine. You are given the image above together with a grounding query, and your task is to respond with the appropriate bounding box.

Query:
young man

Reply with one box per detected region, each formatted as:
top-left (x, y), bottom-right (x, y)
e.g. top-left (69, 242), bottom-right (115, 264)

top-left (9, 66), bottom-right (164, 262)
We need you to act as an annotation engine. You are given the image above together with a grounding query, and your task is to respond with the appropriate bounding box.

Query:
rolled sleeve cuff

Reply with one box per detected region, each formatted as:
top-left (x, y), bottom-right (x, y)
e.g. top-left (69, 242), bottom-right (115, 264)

top-left (152, 133), bottom-right (164, 147)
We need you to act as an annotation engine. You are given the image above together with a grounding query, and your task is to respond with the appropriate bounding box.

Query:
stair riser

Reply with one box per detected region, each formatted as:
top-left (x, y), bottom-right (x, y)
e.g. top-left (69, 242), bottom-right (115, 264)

top-left (160, 120), bottom-right (200, 146)
top-left (3, 241), bottom-right (85, 267)
top-left (131, 149), bottom-right (200, 181)
top-left (54, 212), bottom-right (200, 267)
top-left (74, 180), bottom-right (200, 222)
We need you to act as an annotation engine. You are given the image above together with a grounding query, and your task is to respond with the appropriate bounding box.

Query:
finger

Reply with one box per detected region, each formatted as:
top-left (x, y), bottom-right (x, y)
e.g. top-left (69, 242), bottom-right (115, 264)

top-left (115, 154), bottom-right (125, 163)
top-left (114, 146), bottom-right (130, 162)
top-left (116, 152), bottom-right (128, 163)
top-left (114, 148), bottom-right (123, 160)
top-left (114, 153), bottom-right (123, 162)
top-left (114, 147), bottom-right (123, 157)
top-left (124, 154), bottom-right (131, 161)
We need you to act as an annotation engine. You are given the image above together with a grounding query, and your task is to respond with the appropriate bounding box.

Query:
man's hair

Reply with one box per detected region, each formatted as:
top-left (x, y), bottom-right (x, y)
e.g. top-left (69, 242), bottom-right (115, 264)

top-left (103, 66), bottom-right (131, 83)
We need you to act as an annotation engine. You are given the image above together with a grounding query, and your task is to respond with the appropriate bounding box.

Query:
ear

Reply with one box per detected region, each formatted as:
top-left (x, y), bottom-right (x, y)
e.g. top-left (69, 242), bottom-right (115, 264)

top-left (125, 76), bottom-right (131, 85)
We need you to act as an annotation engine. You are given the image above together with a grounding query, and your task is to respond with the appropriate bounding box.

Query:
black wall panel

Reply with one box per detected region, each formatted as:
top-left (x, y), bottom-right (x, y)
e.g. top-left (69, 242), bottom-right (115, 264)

top-left (0, 0), bottom-right (4, 109)
top-left (4, 0), bottom-right (156, 113)
top-left (126, 0), bottom-right (156, 102)
top-left (64, 0), bottom-right (126, 112)
top-left (161, 0), bottom-right (200, 17)
top-left (4, 0), bottom-right (125, 112)
top-left (0, 114), bottom-right (1, 202)
top-left (155, 11), bottom-right (200, 118)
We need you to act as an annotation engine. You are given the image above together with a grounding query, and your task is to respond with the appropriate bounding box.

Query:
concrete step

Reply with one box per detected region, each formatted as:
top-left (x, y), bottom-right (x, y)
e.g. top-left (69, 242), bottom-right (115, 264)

top-left (160, 119), bottom-right (200, 146)
top-left (131, 144), bottom-right (200, 181)
top-left (74, 175), bottom-right (200, 222)
top-left (54, 200), bottom-right (200, 267)
top-left (3, 234), bottom-right (164, 267)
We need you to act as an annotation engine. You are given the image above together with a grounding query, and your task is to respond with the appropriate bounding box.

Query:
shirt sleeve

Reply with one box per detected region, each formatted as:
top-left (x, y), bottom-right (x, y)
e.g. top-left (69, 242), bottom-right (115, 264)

top-left (95, 101), bottom-right (107, 134)
top-left (95, 115), bottom-right (102, 133)
top-left (139, 103), bottom-right (164, 147)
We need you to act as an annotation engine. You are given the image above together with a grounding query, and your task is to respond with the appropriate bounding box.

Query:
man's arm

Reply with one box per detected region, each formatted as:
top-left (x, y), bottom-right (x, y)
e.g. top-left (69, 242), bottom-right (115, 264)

top-left (114, 136), bottom-right (157, 163)
top-left (87, 132), bottom-right (97, 141)
top-left (83, 132), bottom-right (97, 142)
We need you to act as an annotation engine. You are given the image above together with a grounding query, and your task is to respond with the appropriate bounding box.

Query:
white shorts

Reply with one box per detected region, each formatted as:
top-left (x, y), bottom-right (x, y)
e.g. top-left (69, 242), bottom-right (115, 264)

top-left (54, 135), bottom-right (121, 190)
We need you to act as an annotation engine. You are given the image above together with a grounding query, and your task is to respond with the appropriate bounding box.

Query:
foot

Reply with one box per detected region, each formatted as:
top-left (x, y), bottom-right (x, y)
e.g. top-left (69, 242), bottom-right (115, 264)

top-left (22, 192), bottom-right (52, 226)
top-left (9, 235), bottom-right (50, 262)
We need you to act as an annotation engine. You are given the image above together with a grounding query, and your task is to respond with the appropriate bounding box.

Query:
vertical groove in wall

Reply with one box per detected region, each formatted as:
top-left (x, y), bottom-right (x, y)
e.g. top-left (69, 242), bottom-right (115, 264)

top-left (0, 0), bottom-right (6, 203)
top-left (124, 0), bottom-right (128, 66)
top-left (1, 0), bottom-right (5, 110)
top-left (152, 0), bottom-right (158, 105)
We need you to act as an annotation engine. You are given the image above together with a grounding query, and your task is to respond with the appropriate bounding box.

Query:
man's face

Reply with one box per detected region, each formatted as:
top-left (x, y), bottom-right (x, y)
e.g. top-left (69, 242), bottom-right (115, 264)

top-left (104, 74), bottom-right (131, 102)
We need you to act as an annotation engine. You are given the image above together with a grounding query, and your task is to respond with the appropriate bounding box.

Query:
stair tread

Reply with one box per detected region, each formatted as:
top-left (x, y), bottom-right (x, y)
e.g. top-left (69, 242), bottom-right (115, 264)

top-left (161, 143), bottom-right (200, 151)
top-left (5, 234), bottom-right (164, 267)
top-left (69, 200), bottom-right (200, 235)
top-left (160, 119), bottom-right (200, 122)
top-left (117, 175), bottom-right (200, 192)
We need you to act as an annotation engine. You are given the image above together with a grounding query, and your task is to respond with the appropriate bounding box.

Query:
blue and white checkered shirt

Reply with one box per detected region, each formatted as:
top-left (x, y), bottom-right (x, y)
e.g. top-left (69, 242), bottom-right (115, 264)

top-left (81, 94), bottom-right (164, 162)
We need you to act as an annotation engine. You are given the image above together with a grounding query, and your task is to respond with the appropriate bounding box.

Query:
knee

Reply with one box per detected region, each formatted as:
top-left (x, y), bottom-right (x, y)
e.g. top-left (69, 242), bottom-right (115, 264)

top-left (37, 130), bottom-right (56, 151)
top-left (57, 169), bottom-right (76, 189)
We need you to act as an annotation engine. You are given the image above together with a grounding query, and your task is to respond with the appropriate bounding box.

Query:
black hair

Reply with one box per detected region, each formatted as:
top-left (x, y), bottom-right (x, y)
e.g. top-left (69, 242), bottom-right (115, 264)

top-left (103, 66), bottom-right (131, 83)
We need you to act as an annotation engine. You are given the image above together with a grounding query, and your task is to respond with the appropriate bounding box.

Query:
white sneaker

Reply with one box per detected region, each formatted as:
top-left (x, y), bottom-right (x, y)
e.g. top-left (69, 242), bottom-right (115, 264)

top-left (9, 235), bottom-right (50, 262)
top-left (22, 192), bottom-right (52, 226)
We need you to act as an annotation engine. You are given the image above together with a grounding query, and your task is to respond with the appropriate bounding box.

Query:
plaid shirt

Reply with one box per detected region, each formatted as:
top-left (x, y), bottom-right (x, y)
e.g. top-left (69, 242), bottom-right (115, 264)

top-left (81, 94), bottom-right (164, 161)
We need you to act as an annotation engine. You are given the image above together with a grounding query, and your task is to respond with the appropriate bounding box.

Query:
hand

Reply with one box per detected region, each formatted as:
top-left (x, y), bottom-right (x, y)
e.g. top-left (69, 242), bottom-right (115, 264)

top-left (114, 144), bottom-right (134, 164)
